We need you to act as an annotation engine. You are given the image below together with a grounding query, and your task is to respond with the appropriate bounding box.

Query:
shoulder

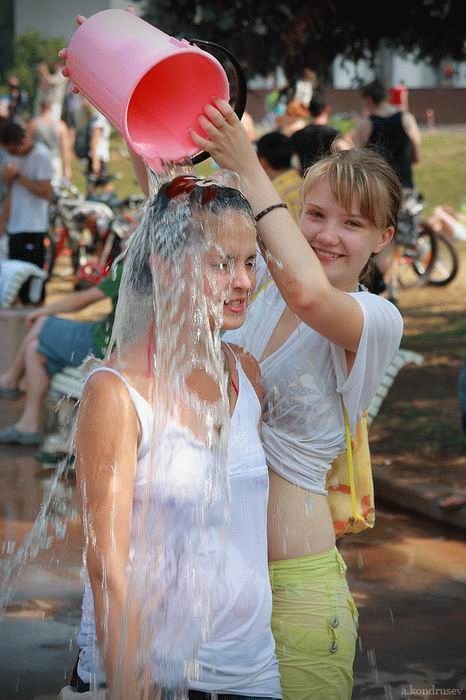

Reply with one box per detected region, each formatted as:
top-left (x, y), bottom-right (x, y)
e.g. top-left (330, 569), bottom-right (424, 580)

top-left (352, 290), bottom-right (404, 337)
top-left (80, 368), bottom-right (137, 427)
top-left (31, 142), bottom-right (52, 164)
top-left (231, 344), bottom-right (263, 401)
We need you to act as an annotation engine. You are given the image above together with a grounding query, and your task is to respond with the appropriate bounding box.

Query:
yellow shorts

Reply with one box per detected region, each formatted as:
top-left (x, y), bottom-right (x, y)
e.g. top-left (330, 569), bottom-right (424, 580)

top-left (269, 547), bottom-right (358, 700)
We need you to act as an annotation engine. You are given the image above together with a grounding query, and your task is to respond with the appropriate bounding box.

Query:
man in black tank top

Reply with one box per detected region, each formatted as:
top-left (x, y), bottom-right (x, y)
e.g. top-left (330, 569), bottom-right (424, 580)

top-left (350, 80), bottom-right (422, 306)
top-left (291, 94), bottom-right (348, 175)
top-left (351, 79), bottom-right (421, 189)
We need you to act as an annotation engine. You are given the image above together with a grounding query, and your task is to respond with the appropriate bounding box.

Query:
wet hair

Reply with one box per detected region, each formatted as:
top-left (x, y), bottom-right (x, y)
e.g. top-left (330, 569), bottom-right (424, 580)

top-left (126, 177), bottom-right (255, 294)
top-left (0, 121), bottom-right (25, 146)
top-left (302, 148), bottom-right (401, 232)
top-left (256, 131), bottom-right (293, 170)
top-left (361, 79), bottom-right (387, 106)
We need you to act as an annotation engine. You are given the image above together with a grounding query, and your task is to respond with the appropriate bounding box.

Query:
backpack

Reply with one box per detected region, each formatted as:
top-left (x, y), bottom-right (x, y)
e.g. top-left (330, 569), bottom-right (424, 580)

top-left (74, 121), bottom-right (91, 159)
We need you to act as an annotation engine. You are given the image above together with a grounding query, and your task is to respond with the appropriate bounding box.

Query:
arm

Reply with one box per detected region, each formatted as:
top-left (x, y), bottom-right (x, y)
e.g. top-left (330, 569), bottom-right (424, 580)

top-left (75, 371), bottom-right (140, 696)
top-left (128, 145), bottom-right (149, 197)
top-left (89, 126), bottom-right (103, 175)
top-left (58, 120), bottom-right (73, 180)
top-left (190, 99), bottom-right (368, 352)
top-left (348, 117), bottom-right (372, 148)
top-left (402, 112), bottom-right (421, 163)
top-left (16, 173), bottom-right (53, 201)
top-left (26, 284), bottom-right (106, 325)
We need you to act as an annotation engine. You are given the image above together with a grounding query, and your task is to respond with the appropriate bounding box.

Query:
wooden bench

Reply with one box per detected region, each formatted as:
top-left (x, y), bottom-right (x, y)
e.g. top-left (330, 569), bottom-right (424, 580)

top-left (40, 348), bottom-right (424, 459)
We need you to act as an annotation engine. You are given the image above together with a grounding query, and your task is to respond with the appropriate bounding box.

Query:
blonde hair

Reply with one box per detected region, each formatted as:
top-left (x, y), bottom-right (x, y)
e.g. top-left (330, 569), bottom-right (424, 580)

top-left (301, 149), bottom-right (402, 231)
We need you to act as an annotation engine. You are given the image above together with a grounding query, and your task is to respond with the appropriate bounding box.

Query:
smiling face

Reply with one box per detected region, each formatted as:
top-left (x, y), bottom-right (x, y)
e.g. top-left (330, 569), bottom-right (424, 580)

top-left (300, 180), bottom-right (394, 291)
top-left (203, 210), bottom-right (257, 331)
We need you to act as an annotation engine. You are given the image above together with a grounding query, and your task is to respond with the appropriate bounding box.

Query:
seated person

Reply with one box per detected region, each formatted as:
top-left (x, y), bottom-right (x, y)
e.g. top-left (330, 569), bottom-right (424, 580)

top-left (256, 131), bottom-right (303, 222)
top-left (0, 264), bottom-right (122, 445)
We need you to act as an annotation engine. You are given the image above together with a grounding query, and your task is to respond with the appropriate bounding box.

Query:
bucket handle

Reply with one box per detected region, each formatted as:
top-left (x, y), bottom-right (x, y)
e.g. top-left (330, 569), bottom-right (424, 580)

top-left (186, 39), bottom-right (247, 166)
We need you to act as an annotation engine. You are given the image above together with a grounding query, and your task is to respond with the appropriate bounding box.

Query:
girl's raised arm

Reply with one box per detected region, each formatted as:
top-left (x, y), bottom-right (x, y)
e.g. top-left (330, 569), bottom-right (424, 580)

top-left (189, 99), bottom-right (369, 352)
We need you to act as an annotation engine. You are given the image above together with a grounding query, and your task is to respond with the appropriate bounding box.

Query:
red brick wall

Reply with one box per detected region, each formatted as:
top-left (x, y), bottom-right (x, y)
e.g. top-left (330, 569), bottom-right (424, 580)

top-left (246, 88), bottom-right (466, 126)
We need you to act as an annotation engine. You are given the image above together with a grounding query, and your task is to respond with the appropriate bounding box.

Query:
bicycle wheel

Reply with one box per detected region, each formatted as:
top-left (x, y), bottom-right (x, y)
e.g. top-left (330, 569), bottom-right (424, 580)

top-left (397, 222), bottom-right (438, 289)
top-left (426, 233), bottom-right (459, 286)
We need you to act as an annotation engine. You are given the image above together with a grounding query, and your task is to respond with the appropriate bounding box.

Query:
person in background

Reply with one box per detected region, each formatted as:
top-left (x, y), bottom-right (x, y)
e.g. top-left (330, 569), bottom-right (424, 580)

top-left (351, 79), bottom-right (422, 306)
top-left (26, 99), bottom-right (73, 183)
top-left (5, 75), bottom-right (29, 121)
top-left (256, 131), bottom-right (303, 222)
top-left (0, 115), bottom-right (9, 259)
top-left (291, 94), bottom-right (349, 175)
top-left (0, 263), bottom-right (122, 446)
top-left (275, 100), bottom-right (309, 138)
top-left (428, 204), bottom-right (466, 242)
top-left (350, 79), bottom-right (421, 190)
top-left (80, 100), bottom-right (112, 197)
top-left (0, 121), bottom-right (53, 303)
top-left (62, 82), bottom-right (83, 149)
top-left (36, 61), bottom-right (68, 121)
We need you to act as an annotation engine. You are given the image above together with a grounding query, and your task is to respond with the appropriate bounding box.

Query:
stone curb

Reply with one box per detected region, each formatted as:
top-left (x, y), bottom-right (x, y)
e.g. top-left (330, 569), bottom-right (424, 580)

top-left (373, 472), bottom-right (466, 531)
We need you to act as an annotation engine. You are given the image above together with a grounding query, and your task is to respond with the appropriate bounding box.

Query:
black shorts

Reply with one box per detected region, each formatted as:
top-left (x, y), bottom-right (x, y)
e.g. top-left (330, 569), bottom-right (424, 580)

top-left (8, 231), bottom-right (47, 303)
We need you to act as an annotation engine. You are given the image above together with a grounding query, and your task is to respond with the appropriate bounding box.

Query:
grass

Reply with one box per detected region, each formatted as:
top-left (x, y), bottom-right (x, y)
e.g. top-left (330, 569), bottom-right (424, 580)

top-left (413, 131), bottom-right (466, 214)
top-left (72, 127), bottom-right (466, 211)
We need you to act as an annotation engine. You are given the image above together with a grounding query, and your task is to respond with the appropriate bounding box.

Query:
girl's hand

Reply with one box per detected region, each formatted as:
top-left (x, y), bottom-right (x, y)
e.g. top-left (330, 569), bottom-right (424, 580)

top-left (189, 97), bottom-right (260, 178)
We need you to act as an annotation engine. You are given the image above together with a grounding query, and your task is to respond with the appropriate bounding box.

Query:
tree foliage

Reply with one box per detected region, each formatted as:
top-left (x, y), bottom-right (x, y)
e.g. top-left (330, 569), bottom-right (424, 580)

top-left (141, 0), bottom-right (465, 85)
top-left (9, 32), bottom-right (65, 106)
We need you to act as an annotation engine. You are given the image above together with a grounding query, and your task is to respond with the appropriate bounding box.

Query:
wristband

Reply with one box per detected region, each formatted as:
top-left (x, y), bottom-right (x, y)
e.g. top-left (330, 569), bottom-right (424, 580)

top-left (254, 202), bottom-right (288, 223)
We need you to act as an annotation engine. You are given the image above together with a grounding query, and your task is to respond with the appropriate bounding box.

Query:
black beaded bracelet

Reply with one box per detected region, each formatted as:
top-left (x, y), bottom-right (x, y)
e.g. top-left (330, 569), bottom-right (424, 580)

top-left (254, 202), bottom-right (288, 223)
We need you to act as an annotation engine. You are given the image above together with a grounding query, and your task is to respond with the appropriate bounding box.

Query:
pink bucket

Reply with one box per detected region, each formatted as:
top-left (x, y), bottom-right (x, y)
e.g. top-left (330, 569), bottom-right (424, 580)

top-left (65, 9), bottom-right (230, 170)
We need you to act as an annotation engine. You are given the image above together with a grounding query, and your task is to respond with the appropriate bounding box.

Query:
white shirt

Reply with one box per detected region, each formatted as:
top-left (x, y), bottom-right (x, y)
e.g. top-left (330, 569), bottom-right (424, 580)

top-left (224, 258), bottom-right (403, 494)
top-left (6, 143), bottom-right (53, 234)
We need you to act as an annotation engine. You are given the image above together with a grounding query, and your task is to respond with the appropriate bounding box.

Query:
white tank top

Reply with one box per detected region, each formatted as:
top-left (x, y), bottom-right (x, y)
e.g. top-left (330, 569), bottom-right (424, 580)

top-left (77, 357), bottom-right (281, 697)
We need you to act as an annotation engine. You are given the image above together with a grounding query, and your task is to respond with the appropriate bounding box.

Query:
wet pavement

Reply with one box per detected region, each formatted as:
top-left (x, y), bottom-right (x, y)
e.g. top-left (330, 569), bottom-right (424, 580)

top-left (0, 396), bottom-right (465, 699)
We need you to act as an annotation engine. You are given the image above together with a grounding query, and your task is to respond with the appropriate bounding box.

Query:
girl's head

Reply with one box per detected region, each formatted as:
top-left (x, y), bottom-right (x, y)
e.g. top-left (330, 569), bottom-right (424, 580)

top-left (300, 149), bottom-right (402, 290)
top-left (124, 175), bottom-right (257, 332)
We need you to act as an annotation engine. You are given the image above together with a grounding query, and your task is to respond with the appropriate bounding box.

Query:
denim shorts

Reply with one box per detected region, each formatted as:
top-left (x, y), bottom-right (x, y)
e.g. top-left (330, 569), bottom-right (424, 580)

top-left (37, 316), bottom-right (99, 376)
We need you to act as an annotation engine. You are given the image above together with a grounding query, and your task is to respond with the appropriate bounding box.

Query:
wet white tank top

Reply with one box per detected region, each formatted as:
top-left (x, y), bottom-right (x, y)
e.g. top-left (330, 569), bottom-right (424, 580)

top-left (77, 359), bottom-right (281, 697)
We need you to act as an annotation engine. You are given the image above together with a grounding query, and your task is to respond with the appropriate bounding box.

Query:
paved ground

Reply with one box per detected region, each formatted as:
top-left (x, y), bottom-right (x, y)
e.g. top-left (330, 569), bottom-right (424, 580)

top-left (1, 255), bottom-right (465, 698)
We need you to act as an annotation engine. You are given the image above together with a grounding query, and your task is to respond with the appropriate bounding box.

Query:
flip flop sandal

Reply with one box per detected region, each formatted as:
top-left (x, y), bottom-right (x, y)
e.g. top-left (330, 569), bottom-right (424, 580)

top-left (0, 425), bottom-right (41, 445)
top-left (0, 386), bottom-right (22, 399)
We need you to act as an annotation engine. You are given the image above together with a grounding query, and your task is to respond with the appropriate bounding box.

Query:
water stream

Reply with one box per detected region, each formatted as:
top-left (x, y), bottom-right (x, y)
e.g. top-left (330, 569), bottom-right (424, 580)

top-left (0, 159), bottom-right (243, 698)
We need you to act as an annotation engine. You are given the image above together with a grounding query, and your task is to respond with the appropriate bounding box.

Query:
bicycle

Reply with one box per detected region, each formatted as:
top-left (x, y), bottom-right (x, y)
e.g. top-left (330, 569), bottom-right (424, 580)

top-left (396, 191), bottom-right (439, 290)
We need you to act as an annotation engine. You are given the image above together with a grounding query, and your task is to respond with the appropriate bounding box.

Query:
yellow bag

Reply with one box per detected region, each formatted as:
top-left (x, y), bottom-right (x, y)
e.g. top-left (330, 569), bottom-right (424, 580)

top-left (326, 401), bottom-right (375, 537)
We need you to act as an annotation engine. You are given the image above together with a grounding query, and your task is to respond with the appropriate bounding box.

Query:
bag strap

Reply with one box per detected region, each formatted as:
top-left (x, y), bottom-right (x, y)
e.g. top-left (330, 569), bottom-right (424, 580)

top-left (341, 397), bottom-right (363, 523)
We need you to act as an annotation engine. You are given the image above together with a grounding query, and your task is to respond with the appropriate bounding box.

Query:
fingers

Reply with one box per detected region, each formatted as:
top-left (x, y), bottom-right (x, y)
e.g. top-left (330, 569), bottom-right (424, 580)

top-left (211, 97), bottom-right (237, 125)
top-left (203, 103), bottom-right (226, 129)
top-left (126, 5), bottom-right (136, 13)
top-left (188, 127), bottom-right (211, 152)
top-left (58, 48), bottom-right (67, 59)
top-left (76, 14), bottom-right (86, 25)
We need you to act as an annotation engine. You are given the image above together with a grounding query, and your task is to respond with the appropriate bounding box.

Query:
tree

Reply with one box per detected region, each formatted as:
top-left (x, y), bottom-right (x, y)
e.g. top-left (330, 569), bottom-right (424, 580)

top-left (141, 0), bottom-right (465, 86)
top-left (0, 0), bottom-right (14, 83)
top-left (9, 31), bottom-right (65, 111)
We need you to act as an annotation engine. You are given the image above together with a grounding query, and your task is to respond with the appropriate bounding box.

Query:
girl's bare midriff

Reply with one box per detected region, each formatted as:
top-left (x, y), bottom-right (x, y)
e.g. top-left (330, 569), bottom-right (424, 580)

top-left (267, 468), bottom-right (336, 562)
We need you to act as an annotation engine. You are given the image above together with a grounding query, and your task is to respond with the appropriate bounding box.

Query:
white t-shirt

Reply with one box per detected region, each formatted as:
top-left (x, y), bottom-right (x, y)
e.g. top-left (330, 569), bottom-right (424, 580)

top-left (6, 143), bottom-right (53, 234)
top-left (224, 258), bottom-right (403, 494)
top-left (90, 113), bottom-right (111, 163)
